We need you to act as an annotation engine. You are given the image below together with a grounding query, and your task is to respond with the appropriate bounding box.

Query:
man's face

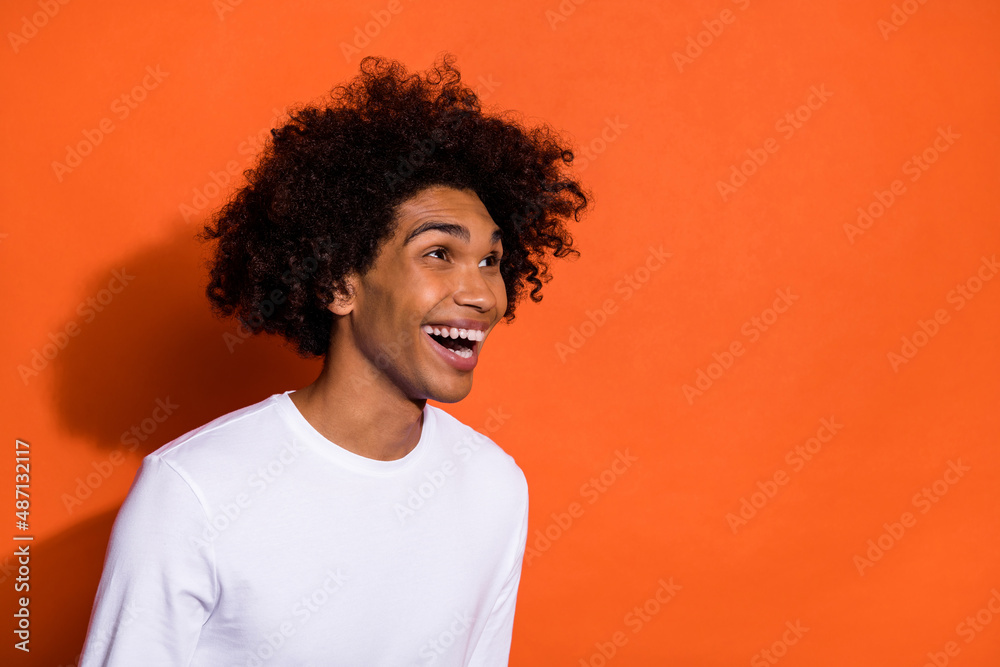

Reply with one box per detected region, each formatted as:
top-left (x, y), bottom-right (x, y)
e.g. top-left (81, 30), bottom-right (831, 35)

top-left (332, 184), bottom-right (508, 403)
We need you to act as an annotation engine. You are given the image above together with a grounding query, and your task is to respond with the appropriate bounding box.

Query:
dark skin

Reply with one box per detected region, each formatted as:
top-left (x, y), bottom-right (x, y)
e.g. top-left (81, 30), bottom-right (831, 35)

top-left (290, 185), bottom-right (508, 461)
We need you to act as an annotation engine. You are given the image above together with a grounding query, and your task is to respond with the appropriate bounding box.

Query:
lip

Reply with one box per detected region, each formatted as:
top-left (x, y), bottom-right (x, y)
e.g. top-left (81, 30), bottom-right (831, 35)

top-left (422, 324), bottom-right (484, 372)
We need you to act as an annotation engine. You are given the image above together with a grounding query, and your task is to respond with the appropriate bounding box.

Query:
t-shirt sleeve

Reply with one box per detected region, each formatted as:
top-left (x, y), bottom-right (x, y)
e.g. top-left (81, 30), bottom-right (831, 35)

top-left (79, 454), bottom-right (218, 667)
top-left (466, 476), bottom-right (530, 667)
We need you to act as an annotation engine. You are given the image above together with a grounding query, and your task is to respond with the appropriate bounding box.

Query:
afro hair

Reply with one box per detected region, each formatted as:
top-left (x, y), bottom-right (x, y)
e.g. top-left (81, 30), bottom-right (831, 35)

top-left (200, 52), bottom-right (590, 357)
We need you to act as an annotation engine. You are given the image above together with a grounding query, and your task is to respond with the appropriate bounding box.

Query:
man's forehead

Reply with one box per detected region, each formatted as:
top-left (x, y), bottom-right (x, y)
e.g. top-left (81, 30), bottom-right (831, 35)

top-left (396, 186), bottom-right (485, 216)
top-left (393, 187), bottom-right (501, 242)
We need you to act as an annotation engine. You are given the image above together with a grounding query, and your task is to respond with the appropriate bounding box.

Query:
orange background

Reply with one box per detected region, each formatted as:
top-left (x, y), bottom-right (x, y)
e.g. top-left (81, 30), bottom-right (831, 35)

top-left (3, 0), bottom-right (999, 665)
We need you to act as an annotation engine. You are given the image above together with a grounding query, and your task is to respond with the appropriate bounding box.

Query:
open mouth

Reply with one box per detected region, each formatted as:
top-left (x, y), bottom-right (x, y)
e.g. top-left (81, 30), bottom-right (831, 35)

top-left (422, 325), bottom-right (482, 360)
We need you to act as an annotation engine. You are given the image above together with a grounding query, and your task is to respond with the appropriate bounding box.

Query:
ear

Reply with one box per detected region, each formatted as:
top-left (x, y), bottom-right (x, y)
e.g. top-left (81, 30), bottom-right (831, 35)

top-left (327, 272), bottom-right (359, 316)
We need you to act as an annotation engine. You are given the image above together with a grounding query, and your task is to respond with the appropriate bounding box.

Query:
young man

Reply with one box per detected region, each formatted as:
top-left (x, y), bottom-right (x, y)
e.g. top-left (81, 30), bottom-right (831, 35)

top-left (80, 53), bottom-right (588, 666)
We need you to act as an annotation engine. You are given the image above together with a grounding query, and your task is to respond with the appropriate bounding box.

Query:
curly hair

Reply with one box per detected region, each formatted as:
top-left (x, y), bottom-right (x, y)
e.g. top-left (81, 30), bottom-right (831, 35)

top-left (200, 53), bottom-right (590, 357)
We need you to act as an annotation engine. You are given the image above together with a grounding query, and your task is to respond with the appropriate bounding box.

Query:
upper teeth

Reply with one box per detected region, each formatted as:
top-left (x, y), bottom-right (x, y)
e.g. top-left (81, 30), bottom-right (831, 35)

top-left (422, 325), bottom-right (484, 342)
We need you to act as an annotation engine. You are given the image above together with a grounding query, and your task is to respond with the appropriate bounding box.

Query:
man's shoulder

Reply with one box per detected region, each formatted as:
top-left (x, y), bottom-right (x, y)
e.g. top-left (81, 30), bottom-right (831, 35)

top-left (149, 393), bottom-right (287, 470)
top-left (426, 404), bottom-right (527, 497)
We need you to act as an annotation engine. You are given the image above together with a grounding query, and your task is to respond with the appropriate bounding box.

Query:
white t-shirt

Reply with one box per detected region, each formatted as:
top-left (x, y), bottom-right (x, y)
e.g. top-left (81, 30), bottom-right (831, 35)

top-left (79, 391), bottom-right (529, 667)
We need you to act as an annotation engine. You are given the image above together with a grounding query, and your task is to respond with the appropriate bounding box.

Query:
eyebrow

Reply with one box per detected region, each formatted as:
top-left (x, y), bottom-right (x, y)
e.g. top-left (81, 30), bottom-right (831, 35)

top-left (402, 220), bottom-right (503, 248)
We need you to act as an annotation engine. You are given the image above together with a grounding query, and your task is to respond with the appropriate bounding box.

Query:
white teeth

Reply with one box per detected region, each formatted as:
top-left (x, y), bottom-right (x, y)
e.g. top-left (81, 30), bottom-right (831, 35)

top-left (421, 325), bottom-right (485, 341)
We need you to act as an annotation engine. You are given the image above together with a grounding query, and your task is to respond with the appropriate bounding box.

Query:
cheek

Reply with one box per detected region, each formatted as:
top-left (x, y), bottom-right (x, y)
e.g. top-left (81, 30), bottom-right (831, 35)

top-left (498, 288), bottom-right (509, 312)
top-left (357, 283), bottom-right (406, 342)
top-left (493, 276), bottom-right (509, 310)
top-left (410, 273), bottom-right (451, 304)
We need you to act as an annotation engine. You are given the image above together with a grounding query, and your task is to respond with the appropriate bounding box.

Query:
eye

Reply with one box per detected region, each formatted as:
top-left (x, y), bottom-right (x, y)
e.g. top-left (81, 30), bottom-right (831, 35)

top-left (479, 252), bottom-right (503, 268)
top-left (426, 248), bottom-right (448, 260)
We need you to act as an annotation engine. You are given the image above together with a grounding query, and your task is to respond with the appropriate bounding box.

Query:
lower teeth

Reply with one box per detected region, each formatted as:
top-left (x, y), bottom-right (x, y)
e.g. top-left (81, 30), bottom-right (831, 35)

top-left (431, 333), bottom-right (474, 359)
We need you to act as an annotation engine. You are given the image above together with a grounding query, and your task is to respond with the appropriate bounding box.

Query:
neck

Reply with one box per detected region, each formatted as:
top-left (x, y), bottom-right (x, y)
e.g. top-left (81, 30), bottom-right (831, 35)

top-left (290, 335), bottom-right (426, 462)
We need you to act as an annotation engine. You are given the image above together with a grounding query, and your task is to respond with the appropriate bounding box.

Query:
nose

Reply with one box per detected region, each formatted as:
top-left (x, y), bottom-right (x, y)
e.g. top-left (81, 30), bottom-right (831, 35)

top-left (452, 262), bottom-right (503, 313)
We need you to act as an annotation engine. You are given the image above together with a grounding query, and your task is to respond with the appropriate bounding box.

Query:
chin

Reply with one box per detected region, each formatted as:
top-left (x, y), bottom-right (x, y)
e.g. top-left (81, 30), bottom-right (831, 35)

top-left (428, 380), bottom-right (474, 404)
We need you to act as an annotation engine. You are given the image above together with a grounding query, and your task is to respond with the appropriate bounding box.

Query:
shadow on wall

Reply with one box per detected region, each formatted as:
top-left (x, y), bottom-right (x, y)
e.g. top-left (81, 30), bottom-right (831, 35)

top-left (2, 509), bottom-right (116, 666)
top-left (22, 218), bottom-right (319, 664)
top-left (53, 218), bottom-right (319, 455)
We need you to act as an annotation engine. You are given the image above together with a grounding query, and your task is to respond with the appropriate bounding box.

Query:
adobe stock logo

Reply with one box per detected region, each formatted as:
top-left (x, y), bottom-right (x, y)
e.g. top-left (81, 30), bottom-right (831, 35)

top-left (574, 117), bottom-right (628, 172)
top-left (213, 0), bottom-right (245, 20)
top-left (18, 269), bottom-right (135, 385)
top-left (726, 416), bottom-right (843, 534)
top-left (750, 620), bottom-right (809, 667)
top-left (51, 66), bottom-right (169, 182)
top-left (716, 85), bottom-right (832, 202)
top-left (525, 449), bottom-right (638, 566)
top-left (877, 0), bottom-right (931, 40)
top-left (545, 0), bottom-right (590, 30)
top-left (555, 245), bottom-right (670, 362)
top-left (418, 610), bottom-right (474, 664)
top-left (190, 440), bottom-right (308, 552)
top-left (242, 568), bottom-right (348, 667)
top-left (178, 106), bottom-right (289, 223)
top-left (579, 577), bottom-right (682, 666)
top-left (844, 126), bottom-right (960, 244)
top-left (7, 0), bottom-right (70, 54)
top-left (672, 0), bottom-right (751, 73)
top-left (61, 397), bottom-right (179, 514)
top-left (338, 0), bottom-right (412, 62)
top-left (886, 254), bottom-right (997, 372)
top-left (922, 588), bottom-right (1000, 667)
top-left (393, 409), bottom-right (511, 524)
top-left (853, 459), bottom-right (971, 576)
top-left (683, 288), bottom-right (799, 404)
